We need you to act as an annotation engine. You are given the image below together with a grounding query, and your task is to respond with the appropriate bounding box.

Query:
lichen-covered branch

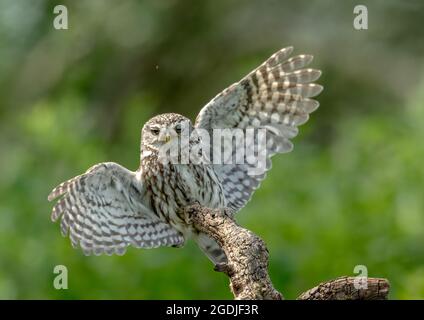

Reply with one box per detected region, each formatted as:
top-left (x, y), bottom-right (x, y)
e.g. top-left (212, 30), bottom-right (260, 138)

top-left (184, 204), bottom-right (390, 300)
top-left (297, 276), bottom-right (390, 300)
top-left (185, 203), bottom-right (282, 300)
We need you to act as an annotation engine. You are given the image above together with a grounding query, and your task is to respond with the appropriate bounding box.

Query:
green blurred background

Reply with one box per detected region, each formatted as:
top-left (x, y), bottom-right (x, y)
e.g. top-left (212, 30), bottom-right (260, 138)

top-left (0, 0), bottom-right (423, 299)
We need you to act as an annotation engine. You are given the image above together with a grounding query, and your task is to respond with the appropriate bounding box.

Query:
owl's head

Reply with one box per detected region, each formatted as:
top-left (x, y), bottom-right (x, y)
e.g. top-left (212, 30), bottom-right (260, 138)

top-left (141, 113), bottom-right (192, 151)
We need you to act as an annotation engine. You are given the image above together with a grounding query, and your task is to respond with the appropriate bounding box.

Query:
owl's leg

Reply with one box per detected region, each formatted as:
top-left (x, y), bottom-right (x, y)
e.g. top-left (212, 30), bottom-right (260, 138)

top-left (194, 232), bottom-right (228, 267)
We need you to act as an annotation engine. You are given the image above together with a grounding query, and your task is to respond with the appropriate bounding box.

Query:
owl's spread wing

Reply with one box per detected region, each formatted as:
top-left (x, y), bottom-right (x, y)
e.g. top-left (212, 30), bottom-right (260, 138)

top-left (195, 47), bottom-right (322, 212)
top-left (48, 162), bottom-right (184, 255)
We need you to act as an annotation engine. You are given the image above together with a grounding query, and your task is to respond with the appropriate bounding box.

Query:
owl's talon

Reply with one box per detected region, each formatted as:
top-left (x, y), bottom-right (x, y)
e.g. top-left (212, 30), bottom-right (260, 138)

top-left (213, 262), bottom-right (228, 272)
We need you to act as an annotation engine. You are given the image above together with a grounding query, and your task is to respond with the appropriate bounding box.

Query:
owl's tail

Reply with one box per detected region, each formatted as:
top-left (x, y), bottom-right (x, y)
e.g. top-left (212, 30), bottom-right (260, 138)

top-left (194, 232), bottom-right (227, 266)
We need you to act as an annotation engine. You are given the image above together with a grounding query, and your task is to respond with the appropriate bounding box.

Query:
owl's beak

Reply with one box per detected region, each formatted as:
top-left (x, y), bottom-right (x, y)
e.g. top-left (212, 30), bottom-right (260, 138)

top-left (158, 133), bottom-right (172, 143)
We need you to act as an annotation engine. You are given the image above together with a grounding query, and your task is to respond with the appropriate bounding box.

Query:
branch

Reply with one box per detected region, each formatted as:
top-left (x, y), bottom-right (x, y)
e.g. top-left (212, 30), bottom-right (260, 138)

top-left (185, 203), bottom-right (282, 299)
top-left (184, 204), bottom-right (390, 300)
top-left (297, 276), bottom-right (390, 300)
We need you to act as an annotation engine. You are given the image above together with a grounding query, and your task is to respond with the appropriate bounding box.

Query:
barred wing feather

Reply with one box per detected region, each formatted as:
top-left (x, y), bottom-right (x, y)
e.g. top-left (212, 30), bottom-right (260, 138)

top-left (195, 47), bottom-right (322, 211)
top-left (48, 162), bottom-right (184, 255)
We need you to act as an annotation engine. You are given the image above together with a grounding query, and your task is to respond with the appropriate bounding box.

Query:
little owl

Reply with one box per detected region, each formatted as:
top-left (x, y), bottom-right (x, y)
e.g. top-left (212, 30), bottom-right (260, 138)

top-left (48, 47), bottom-right (322, 265)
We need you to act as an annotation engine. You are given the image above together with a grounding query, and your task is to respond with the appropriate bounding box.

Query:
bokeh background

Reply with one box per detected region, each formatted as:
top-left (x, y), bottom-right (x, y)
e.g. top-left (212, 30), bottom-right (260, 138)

top-left (0, 0), bottom-right (423, 299)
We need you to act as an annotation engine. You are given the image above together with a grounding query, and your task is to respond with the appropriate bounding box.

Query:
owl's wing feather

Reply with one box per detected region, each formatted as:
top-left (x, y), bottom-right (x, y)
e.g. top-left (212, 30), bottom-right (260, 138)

top-left (195, 47), bottom-right (322, 211)
top-left (48, 162), bottom-right (185, 256)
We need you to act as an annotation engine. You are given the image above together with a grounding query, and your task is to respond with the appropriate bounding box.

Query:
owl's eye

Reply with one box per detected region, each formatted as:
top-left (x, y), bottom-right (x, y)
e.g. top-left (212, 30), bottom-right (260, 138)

top-left (174, 124), bottom-right (182, 134)
top-left (150, 127), bottom-right (160, 135)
